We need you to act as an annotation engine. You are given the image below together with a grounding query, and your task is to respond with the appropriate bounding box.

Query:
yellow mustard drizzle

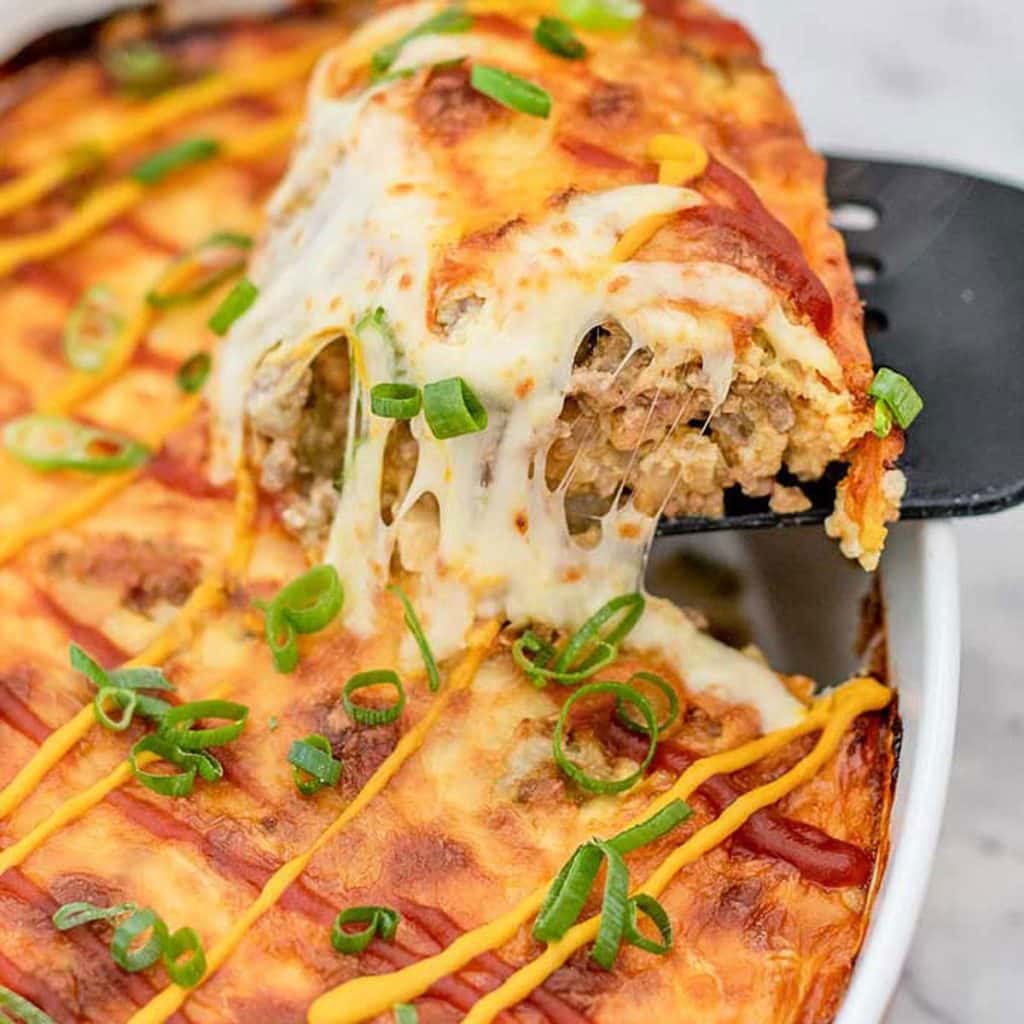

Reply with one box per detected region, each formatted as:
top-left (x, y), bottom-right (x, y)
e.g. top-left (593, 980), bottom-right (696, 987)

top-left (307, 676), bottom-right (891, 1024)
top-left (0, 463), bottom-right (253, 823)
top-left (0, 115), bottom-right (298, 279)
top-left (0, 42), bottom-right (326, 220)
top-left (124, 618), bottom-right (501, 1024)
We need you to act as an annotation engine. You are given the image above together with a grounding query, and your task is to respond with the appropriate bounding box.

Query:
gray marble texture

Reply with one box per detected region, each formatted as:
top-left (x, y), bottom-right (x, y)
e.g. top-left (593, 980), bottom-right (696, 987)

top-left (716, 2), bottom-right (1024, 1020)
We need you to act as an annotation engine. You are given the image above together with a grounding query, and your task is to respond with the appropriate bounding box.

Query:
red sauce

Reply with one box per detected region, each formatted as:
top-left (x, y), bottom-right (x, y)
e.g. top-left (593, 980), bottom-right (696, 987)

top-left (10, 260), bottom-right (79, 304)
top-left (144, 446), bottom-right (234, 501)
top-left (0, 685), bottom-right (49, 743)
top-left (558, 135), bottom-right (647, 174)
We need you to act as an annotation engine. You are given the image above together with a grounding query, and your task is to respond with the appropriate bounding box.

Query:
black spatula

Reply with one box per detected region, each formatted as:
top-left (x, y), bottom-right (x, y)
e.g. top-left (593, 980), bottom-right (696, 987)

top-left (658, 155), bottom-right (1024, 536)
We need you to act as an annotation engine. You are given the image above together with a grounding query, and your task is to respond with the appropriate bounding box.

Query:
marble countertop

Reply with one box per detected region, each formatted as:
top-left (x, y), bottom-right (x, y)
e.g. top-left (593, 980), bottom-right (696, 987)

top-left (717, 2), bottom-right (1024, 1020)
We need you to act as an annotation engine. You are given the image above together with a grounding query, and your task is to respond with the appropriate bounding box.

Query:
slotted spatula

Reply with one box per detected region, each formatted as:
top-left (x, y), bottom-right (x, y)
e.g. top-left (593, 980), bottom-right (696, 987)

top-left (659, 155), bottom-right (1024, 536)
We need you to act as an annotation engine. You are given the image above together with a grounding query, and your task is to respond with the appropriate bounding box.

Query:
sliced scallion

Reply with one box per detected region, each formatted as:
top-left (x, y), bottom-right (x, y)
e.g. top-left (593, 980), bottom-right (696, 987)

top-left (264, 604), bottom-right (299, 674)
top-left (130, 733), bottom-right (224, 797)
top-left (614, 671), bottom-right (679, 736)
top-left (393, 1005), bottom-right (418, 1024)
top-left (130, 137), bottom-right (220, 186)
top-left (110, 907), bottom-right (168, 972)
top-left (623, 893), bottom-right (673, 956)
top-left (208, 278), bottom-right (258, 336)
top-left (158, 699), bottom-right (248, 750)
top-left (560, 0), bottom-right (642, 32)
top-left (330, 905), bottom-right (400, 955)
top-left (553, 682), bottom-right (657, 793)
top-left (53, 900), bottom-right (137, 931)
top-left (288, 734), bottom-right (341, 795)
top-left (869, 367), bottom-right (923, 430)
top-left (873, 399), bottom-right (893, 439)
top-left (422, 376), bottom-right (488, 439)
top-left (606, 799), bottom-right (692, 856)
top-left (0, 988), bottom-right (58, 1024)
top-left (63, 284), bottom-right (122, 372)
top-left (590, 839), bottom-right (629, 969)
top-left (470, 64), bottom-right (551, 119)
top-left (389, 585), bottom-right (440, 692)
top-left (176, 352), bottom-right (212, 394)
top-left (94, 686), bottom-right (138, 732)
top-left (162, 926), bottom-right (207, 987)
top-left (372, 6), bottom-right (474, 75)
top-left (4, 415), bottom-right (149, 473)
top-left (342, 669), bottom-right (406, 727)
top-left (533, 841), bottom-right (603, 943)
top-left (146, 231), bottom-right (252, 309)
top-left (371, 382), bottom-right (422, 420)
top-left (534, 17), bottom-right (586, 58)
top-left (259, 565), bottom-right (344, 674)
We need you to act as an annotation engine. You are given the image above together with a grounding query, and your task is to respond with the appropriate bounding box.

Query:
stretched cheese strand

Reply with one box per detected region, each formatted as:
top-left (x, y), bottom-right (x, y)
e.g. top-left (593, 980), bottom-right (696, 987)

top-left (0, 42), bottom-right (326, 219)
top-left (0, 393), bottom-right (201, 567)
top-left (461, 678), bottom-right (892, 1024)
top-left (0, 682), bottom-right (232, 874)
top-left (125, 618), bottom-right (501, 1024)
top-left (0, 115), bottom-right (298, 278)
top-left (307, 676), bottom-right (890, 1024)
top-left (0, 462), bottom-right (252, 821)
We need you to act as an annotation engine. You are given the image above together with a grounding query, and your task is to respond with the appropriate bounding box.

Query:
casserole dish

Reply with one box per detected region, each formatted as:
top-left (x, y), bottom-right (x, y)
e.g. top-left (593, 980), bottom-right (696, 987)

top-left (0, 2), bottom-right (961, 1021)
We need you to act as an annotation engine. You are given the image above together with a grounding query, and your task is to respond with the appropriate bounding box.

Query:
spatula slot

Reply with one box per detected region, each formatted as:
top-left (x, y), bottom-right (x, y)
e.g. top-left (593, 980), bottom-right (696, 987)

top-left (829, 200), bottom-right (880, 232)
top-left (850, 253), bottom-right (883, 285)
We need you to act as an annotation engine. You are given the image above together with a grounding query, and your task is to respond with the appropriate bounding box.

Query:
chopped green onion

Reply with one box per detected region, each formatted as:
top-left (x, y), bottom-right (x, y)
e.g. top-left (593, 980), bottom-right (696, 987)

top-left (158, 699), bottom-right (248, 750)
top-left (69, 642), bottom-right (111, 689)
top-left (371, 382), bottom-right (422, 419)
top-left (63, 284), bottom-right (123, 372)
top-left (869, 367), bottom-right (923, 430)
top-left (614, 671), bottom-right (679, 736)
top-left (130, 733), bottom-right (224, 797)
top-left (512, 633), bottom-right (616, 687)
top-left (372, 6), bottom-right (474, 75)
top-left (534, 17), bottom-right (586, 58)
top-left (330, 905), bottom-right (400, 955)
top-left (342, 670), bottom-right (406, 727)
top-left (422, 376), bottom-right (488, 439)
top-left (4, 415), bottom-right (149, 473)
top-left (130, 137), bottom-right (220, 186)
top-left (103, 42), bottom-right (179, 98)
top-left (176, 352), bottom-right (212, 395)
top-left (389, 585), bottom-right (440, 692)
top-left (264, 604), bottom-right (299, 674)
top-left (146, 231), bottom-right (252, 309)
top-left (53, 900), bottom-right (137, 931)
top-left (623, 893), bottom-right (673, 956)
top-left (110, 907), bottom-right (168, 972)
top-left (0, 988), bottom-right (58, 1024)
top-left (162, 926), bottom-right (207, 987)
top-left (873, 399), bottom-right (893, 439)
top-left (533, 841), bottom-right (603, 943)
top-left (607, 799), bottom-right (692, 856)
top-left (559, 0), bottom-right (642, 32)
top-left (356, 306), bottom-right (399, 352)
top-left (94, 686), bottom-right (138, 732)
top-left (555, 593), bottom-right (644, 674)
top-left (269, 564), bottom-right (345, 635)
top-left (107, 665), bottom-right (175, 693)
top-left (590, 839), bottom-right (629, 969)
top-left (553, 682), bottom-right (657, 793)
top-left (470, 64), bottom-right (551, 119)
top-left (288, 734), bottom-right (342, 795)
top-left (393, 1005), bottom-right (418, 1024)
top-left (208, 278), bottom-right (258, 336)
top-left (72, 645), bottom-right (174, 725)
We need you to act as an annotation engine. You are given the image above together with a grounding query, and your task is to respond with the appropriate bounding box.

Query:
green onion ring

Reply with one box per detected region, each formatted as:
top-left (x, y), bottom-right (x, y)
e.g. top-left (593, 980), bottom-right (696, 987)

top-left (623, 893), bottom-right (673, 956)
top-left (70, 642), bottom-right (111, 688)
top-left (371, 382), bottom-right (422, 420)
top-left (869, 366), bottom-right (923, 429)
top-left (108, 665), bottom-right (175, 692)
top-left (389, 585), bottom-right (440, 692)
top-left (63, 284), bottom-right (123, 372)
top-left (110, 907), bottom-right (168, 972)
top-left (52, 900), bottom-right (137, 931)
top-left (330, 905), bottom-right (400, 955)
top-left (3, 415), bottom-right (149, 473)
top-left (342, 670), bottom-right (406, 727)
top-left (393, 1004), bottom-right (418, 1024)
top-left (590, 840), bottom-right (630, 969)
top-left (129, 733), bottom-right (223, 797)
top-left (158, 699), bottom-right (248, 750)
top-left (553, 682), bottom-right (657, 794)
top-left (270, 564), bottom-right (345, 635)
top-left (0, 987), bottom-right (59, 1024)
top-left (371, 6), bottom-right (474, 75)
top-left (176, 352), bottom-right (212, 395)
top-left (555, 592), bottom-right (645, 674)
top-left (532, 841), bottom-right (603, 943)
top-left (533, 17), bottom-right (586, 58)
top-left (162, 926), bottom-right (207, 988)
top-left (614, 671), bottom-right (680, 736)
top-left (130, 137), bottom-right (220, 186)
top-left (607, 799), bottom-right (692, 856)
top-left (146, 231), bottom-right (252, 309)
top-left (287, 734), bottom-right (342, 795)
top-left (208, 278), bottom-right (259, 336)
top-left (264, 603), bottom-right (300, 674)
top-left (94, 686), bottom-right (137, 732)
top-left (512, 634), bottom-right (617, 687)
top-left (422, 376), bottom-right (488, 439)
top-left (559, 0), bottom-right (642, 32)
top-left (469, 64), bottom-right (552, 119)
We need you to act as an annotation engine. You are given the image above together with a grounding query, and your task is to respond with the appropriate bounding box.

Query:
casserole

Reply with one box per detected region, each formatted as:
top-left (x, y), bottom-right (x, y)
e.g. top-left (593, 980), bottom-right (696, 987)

top-left (0, 2), bottom-right (960, 1022)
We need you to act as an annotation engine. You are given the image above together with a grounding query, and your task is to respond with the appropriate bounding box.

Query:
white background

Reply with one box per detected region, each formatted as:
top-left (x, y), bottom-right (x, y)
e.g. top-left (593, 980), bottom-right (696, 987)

top-left (716, 3), bottom-right (1024, 1021)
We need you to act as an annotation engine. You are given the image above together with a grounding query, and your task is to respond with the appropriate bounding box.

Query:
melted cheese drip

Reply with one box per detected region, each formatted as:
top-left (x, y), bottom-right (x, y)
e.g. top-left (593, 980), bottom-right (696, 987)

top-left (124, 619), bottom-right (499, 1024)
top-left (0, 42), bottom-right (327, 220)
top-left (0, 463), bottom-right (253, 822)
top-left (211, 32), bottom-right (849, 729)
top-left (309, 677), bottom-right (890, 1024)
top-left (0, 116), bottom-right (298, 278)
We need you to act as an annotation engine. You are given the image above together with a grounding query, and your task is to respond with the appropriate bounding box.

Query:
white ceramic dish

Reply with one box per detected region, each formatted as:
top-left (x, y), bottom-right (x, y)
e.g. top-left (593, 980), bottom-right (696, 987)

top-left (0, 3), bottom-right (963, 1020)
